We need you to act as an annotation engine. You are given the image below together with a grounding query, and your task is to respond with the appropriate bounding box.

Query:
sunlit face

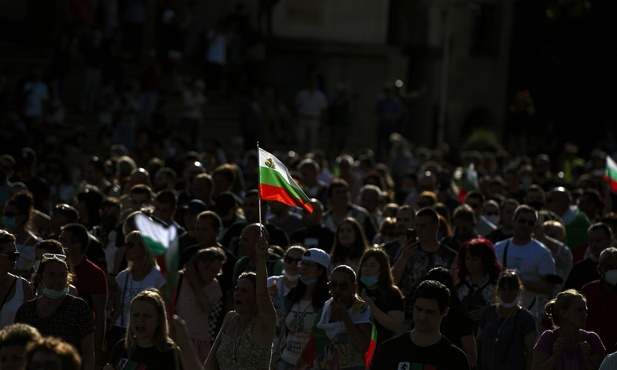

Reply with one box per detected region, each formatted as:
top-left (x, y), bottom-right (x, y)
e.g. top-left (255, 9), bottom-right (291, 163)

top-left (337, 223), bottom-right (356, 248)
top-left (130, 300), bottom-right (159, 342)
top-left (560, 297), bottom-right (587, 329)
top-left (329, 270), bottom-right (355, 301)
top-left (283, 250), bottom-right (303, 275)
top-left (0, 345), bottom-right (26, 370)
top-left (360, 256), bottom-right (381, 278)
top-left (413, 297), bottom-right (446, 333)
top-left (41, 261), bottom-right (68, 292)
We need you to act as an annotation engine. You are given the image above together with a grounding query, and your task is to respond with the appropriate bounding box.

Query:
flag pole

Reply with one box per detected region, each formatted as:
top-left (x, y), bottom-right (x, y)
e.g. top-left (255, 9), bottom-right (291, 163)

top-left (257, 141), bottom-right (263, 237)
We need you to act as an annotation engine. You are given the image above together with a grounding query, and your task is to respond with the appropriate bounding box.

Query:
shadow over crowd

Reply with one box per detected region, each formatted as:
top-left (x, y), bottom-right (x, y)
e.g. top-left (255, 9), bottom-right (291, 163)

top-left (2, 2), bottom-right (617, 370)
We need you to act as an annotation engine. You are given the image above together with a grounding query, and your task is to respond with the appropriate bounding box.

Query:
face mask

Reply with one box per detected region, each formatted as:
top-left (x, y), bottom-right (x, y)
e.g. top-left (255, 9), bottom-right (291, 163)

top-left (2, 216), bottom-right (17, 231)
top-left (283, 269), bottom-right (298, 282)
top-left (41, 283), bottom-right (69, 299)
top-left (484, 215), bottom-right (500, 226)
top-left (604, 269), bottom-right (617, 286)
top-left (520, 176), bottom-right (533, 187)
top-left (32, 259), bottom-right (40, 272)
top-left (360, 274), bottom-right (379, 286)
top-left (299, 275), bottom-right (317, 285)
top-left (498, 293), bottom-right (519, 308)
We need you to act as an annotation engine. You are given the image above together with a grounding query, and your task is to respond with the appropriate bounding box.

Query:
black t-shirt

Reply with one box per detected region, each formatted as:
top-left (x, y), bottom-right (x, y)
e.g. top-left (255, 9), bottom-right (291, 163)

top-left (563, 257), bottom-right (600, 292)
top-left (109, 339), bottom-right (182, 370)
top-left (362, 286), bottom-right (405, 345)
top-left (371, 334), bottom-right (470, 370)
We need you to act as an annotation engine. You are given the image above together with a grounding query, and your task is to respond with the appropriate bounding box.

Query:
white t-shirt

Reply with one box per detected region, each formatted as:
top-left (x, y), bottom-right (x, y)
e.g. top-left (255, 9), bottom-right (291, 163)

top-left (494, 238), bottom-right (555, 316)
top-left (115, 266), bottom-right (166, 328)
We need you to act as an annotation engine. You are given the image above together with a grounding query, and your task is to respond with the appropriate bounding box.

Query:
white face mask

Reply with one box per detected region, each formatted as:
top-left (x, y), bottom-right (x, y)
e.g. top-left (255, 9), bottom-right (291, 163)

top-left (604, 269), bottom-right (617, 286)
top-left (498, 293), bottom-right (520, 308)
top-left (282, 269), bottom-right (298, 282)
top-left (41, 284), bottom-right (69, 300)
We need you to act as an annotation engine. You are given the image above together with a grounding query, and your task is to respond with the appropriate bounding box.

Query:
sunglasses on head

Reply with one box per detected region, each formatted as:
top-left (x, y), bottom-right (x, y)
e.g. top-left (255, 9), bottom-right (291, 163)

top-left (42, 253), bottom-right (66, 262)
top-left (0, 251), bottom-right (20, 261)
top-left (284, 256), bottom-right (302, 264)
top-left (328, 280), bottom-right (350, 290)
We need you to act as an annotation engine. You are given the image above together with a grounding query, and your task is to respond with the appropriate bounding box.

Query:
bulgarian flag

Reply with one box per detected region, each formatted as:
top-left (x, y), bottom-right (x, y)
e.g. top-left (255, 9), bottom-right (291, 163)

top-left (134, 213), bottom-right (179, 304)
top-left (606, 155), bottom-right (617, 193)
top-left (258, 147), bottom-right (313, 213)
top-left (458, 162), bottom-right (479, 202)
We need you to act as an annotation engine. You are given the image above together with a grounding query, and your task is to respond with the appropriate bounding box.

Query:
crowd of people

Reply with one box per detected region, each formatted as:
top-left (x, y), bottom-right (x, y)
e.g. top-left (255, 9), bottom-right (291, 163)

top-left (0, 134), bottom-right (616, 370)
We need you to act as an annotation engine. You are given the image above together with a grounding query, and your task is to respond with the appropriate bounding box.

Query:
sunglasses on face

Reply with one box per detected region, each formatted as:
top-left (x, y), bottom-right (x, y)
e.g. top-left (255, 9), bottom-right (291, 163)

top-left (0, 251), bottom-right (20, 261)
top-left (328, 281), bottom-right (350, 290)
top-left (284, 256), bottom-right (302, 264)
top-left (516, 218), bottom-right (536, 226)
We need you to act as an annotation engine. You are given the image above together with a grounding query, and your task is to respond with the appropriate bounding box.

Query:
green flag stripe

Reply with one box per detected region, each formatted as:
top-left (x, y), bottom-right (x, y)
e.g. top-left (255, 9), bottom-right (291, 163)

top-left (141, 236), bottom-right (167, 256)
top-left (260, 167), bottom-right (310, 202)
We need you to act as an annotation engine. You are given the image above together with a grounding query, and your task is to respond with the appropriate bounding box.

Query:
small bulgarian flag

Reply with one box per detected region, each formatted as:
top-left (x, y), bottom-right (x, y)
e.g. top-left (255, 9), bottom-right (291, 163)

top-left (258, 147), bottom-right (313, 213)
top-left (134, 213), bottom-right (179, 304)
top-left (606, 155), bottom-right (617, 193)
top-left (458, 162), bottom-right (479, 202)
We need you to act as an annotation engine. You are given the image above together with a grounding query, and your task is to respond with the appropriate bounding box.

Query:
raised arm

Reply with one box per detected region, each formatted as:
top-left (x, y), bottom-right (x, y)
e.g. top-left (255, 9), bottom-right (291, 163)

top-left (254, 235), bottom-right (277, 345)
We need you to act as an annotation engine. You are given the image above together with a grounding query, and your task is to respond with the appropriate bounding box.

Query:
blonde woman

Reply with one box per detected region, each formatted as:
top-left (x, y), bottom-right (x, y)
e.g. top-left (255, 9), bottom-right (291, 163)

top-left (104, 288), bottom-right (180, 369)
top-left (106, 230), bottom-right (166, 357)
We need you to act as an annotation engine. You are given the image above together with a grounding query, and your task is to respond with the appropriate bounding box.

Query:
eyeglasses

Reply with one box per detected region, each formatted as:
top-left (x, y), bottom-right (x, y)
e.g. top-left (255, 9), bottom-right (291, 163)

top-left (284, 256), bottom-right (302, 264)
top-left (27, 361), bottom-right (60, 370)
top-left (42, 253), bottom-right (66, 262)
top-left (328, 281), bottom-right (350, 290)
top-left (516, 218), bottom-right (536, 226)
top-left (0, 251), bottom-right (20, 261)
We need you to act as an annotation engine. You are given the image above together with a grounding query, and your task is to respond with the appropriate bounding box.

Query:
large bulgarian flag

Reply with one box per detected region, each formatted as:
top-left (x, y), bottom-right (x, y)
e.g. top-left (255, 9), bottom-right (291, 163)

top-left (258, 147), bottom-right (313, 213)
top-left (134, 213), bottom-right (179, 305)
top-left (606, 155), bottom-right (617, 193)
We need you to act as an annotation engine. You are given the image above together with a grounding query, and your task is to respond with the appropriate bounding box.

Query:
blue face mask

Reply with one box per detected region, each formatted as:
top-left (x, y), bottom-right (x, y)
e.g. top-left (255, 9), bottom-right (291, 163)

top-left (299, 275), bottom-right (317, 285)
top-left (360, 274), bottom-right (379, 287)
top-left (2, 216), bottom-right (17, 231)
top-left (41, 283), bottom-right (69, 299)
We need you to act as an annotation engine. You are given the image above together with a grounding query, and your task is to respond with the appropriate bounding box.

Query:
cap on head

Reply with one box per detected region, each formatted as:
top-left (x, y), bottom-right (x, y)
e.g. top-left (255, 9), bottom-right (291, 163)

top-left (182, 199), bottom-right (208, 214)
top-left (301, 248), bottom-right (330, 269)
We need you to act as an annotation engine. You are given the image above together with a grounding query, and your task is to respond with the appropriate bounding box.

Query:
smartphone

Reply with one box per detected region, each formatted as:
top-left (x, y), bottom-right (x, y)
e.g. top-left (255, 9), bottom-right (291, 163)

top-left (407, 228), bottom-right (417, 241)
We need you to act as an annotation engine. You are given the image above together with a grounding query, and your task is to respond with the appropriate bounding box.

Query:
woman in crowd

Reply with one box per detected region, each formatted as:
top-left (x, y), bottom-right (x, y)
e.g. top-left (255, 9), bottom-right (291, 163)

top-left (454, 237), bottom-right (503, 332)
top-left (298, 264), bottom-right (373, 370)
top-left (476, 269), bottom-right (537, 370)
top-left (329, 217), bottom-right (370, 272)
top-left (272, 247), bottom-right (330, 370)
top-left (15, 253), bottom-right (95, 370)
top-left (107, 230), bottom-right (166, 356)
top-left (0, 230), bottom-right (34, 329)
top-left (105, 289), bottom-right (181, 370)
top-left (357, 247), bottom-right (404, 346)
top-left (31, 239), bottom-right (77, 295)
top-left (175, 246), bottom-right (226, 363)
top-left (267, 244), bottom-right (305, 354)
top-left (2, 190), bottom-right (41, 277)
top-left (421, 266), bottom-right (478, 368)
top-left (532, 289), bottom-right (605, 370)
top-left (25, 336), bottom-right (82, 370)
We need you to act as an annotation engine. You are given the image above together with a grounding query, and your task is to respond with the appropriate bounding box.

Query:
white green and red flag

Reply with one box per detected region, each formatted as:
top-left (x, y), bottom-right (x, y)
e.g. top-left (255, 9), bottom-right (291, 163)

top-left (134, 213), bottom-right (179, 304)
top-left (605, 155), bottom-right (617, 193)
top-left (458, 162), bottom-right (479, 202)
top-left (258, 147), bottom-right (313, 213)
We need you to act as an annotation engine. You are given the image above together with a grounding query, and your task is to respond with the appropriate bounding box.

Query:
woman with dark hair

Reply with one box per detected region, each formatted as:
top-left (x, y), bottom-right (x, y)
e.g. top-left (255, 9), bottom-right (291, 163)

top-left (104, 288), bottom-right (181, 370)
top-left (532, 289), bottom-right (605, 370)
top-left (357, 247), bottom-right (404, 346)
top-left (329, 217), bottom-right (370, 272)
top-left (271, 248), bottom-right (330, 370)
top-left (298, 264), bottom-right (374, 370)
top-left (476, 269), bottom-right (537, 370)
top-left (454, 237), bottom-right (503, 330)
top-left (2, 190), bottom-right (42, 276)
top-left (420, 266), bottom-right (478, 368)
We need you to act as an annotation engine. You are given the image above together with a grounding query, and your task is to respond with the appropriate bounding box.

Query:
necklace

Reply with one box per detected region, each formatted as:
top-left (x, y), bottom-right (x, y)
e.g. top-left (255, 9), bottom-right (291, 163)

top-left (232, 314), bottom-right (254, 364)
top-left (290, 299), bottom-right (313, 332)
top-left (495, 306), bottom-right (517, 344)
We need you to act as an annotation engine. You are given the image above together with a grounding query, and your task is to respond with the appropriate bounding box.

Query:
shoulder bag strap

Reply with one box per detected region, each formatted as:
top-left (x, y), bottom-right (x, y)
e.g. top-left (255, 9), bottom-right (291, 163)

top-left (502, 240), bottom-right (510, 268)
top-left (121, 273), bottom-right (129, 327)
top-left (0, 277), bottom-right (18, 312)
